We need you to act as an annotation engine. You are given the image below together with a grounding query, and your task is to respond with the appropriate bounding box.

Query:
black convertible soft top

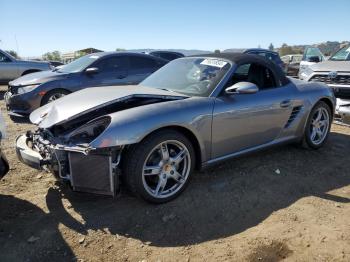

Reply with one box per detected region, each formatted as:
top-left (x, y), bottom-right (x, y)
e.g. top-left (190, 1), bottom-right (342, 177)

top-left (191, 52), bottom-right (290, 86)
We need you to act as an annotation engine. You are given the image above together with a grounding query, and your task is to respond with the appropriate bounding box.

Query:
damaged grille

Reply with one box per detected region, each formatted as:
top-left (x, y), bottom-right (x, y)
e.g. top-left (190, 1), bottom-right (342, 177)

top-left (310, 74), bottom-right (350, 85)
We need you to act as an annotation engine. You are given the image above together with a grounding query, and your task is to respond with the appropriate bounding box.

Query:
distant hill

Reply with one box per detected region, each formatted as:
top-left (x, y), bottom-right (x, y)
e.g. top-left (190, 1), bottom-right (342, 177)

top-left (126, 49), bottom-right (211, 56)
top-left (223, 41), bottom-right (349, 56)
top-left (276, 41), bottom-right (349, 56)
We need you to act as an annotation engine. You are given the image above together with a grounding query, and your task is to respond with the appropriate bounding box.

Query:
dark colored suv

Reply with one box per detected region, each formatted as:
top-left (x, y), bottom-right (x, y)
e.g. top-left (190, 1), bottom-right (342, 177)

top-left (5, 52), bottom-right (168, 116)
top-left (224, 48), bottom-right (285, 71)
top-left (149, 51), bottom-right (184, 61)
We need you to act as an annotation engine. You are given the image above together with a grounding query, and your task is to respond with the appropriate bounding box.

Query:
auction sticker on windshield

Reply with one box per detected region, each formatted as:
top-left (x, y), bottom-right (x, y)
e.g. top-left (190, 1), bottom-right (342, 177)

top-left (200, 59), bottom-right (228, 68)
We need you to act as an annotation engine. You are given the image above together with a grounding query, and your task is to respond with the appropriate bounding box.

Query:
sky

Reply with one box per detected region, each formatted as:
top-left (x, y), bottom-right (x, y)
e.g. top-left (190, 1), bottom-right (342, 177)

top-left (0, 0), bottom-right (349, 57)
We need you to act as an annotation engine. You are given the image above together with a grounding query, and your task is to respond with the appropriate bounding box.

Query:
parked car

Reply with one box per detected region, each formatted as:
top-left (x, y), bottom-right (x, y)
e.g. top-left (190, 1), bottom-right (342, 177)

top-left (149, 51), bottom-right (184, 61)
top-left (224, 48), bottom-right (285, 71)
top-left (281, 54), bottom-right (303, 77)
top-left (298, 46), bottom-right (326, 80)
top-left (49, 61), bottom-right (64, 67)
top-left (0, 112), bottom-right (9, 179)
top-left (0, 49), bottom-right (52, 84)
top-left (336, 98), bottom-right (350, 125)
top-left (5, 52), bottom-right (168, 116)
top-left (15, 53), bottom-right (335, 203)
top-left (302, 44), bottom-right (350, 98)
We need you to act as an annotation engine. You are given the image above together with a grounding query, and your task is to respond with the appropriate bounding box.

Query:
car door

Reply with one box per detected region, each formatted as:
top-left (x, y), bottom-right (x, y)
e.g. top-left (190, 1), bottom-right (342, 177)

top-left (83, 55), bottom-right (129, 87)
top-left (127, 55), bottom-right (165, 85)
top-left (0, 51), bottom-right (18, 82)
top-left (211, 63), bottom-right (295, 159)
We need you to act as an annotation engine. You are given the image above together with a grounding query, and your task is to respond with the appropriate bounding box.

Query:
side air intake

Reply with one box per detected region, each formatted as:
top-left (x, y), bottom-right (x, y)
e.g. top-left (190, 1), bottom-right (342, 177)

top-left (284, 106), bottom-right (302, 128)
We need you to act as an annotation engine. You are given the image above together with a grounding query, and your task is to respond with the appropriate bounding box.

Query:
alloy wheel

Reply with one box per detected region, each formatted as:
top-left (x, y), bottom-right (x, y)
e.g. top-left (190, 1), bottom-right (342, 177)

top-left (309, 107), bottom-right (330, 145)
top-left (142, 140), bottom-right (191, 199)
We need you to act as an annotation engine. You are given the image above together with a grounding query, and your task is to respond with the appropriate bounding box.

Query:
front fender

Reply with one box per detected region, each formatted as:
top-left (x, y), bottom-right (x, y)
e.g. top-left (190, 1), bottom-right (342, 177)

top-left (90, 97), bottom-right (215, 163)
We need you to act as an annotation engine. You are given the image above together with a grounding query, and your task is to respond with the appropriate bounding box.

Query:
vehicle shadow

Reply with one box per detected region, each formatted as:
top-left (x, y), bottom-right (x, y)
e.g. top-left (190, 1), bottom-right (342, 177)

top-left (0, 90), bottom-right (5, 101)
top-left (0, 194), bottom-right (75, 261)
top-left (9, 115), bottom-right (31, 124)
top-left (45, 131), bottom-right (350, 247)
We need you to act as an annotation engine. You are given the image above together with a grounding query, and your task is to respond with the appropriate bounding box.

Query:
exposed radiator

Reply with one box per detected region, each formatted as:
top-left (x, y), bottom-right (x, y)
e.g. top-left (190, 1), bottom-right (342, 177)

top-left (69, 152), bottom-right (114, 196)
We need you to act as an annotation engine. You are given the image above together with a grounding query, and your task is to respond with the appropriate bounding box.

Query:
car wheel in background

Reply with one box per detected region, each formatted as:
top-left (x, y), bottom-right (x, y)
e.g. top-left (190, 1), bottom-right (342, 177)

top-left (123, 129), bottom-right (195, 203)
top-left (303, 101), bottom-right (332, 149)
top-left (41, 89), bottom-right (70, 105)
top-left (21, 70), bottom-right (40, 76)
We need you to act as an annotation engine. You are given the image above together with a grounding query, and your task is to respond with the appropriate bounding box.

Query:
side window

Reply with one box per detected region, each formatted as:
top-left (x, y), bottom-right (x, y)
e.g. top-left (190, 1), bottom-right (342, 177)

top-left (129, 56), bottom-right (157, 70)
top-left (227, 63), bottom-right (276, 90)
top-left (226, 64), bottom-right (251, 87)
top-left (95, 56), bottom-right (128, 72)
top-left (303, 47), bottom-right (324, 62)
top-left (0, 53), bottom-right (11, 62)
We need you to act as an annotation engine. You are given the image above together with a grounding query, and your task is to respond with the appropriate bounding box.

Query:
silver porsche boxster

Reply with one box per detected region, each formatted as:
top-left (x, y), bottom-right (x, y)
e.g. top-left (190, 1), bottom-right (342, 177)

top-left (16, 53), bottom-right (336, 203)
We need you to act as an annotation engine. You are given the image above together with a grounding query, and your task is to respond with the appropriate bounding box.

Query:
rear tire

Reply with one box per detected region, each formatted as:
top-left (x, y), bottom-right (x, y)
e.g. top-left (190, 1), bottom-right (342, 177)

top-left (123, 129), bottom-right (195, 203)
top-left (41, 89), bottom-right (70, 106)
top-left (302, 101), bottom-right (332, 149)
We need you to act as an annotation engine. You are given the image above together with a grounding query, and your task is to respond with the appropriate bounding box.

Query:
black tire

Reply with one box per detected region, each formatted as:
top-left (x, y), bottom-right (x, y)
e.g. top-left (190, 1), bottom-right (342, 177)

top-left (302, 101), bottom-right (332, 149)
top-left (123, 129), bottom-right (195, 204)
top-left (21, 70), bottom-right (40, 76)
top-left (41, 89), bottom-right (70, 106)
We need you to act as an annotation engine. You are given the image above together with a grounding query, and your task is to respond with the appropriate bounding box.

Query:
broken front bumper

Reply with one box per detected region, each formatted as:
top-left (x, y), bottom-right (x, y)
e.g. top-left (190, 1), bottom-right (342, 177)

top-left (16, 135), bottom-right (43, 170)
top-left (16, 134), bottom-right (121, 196)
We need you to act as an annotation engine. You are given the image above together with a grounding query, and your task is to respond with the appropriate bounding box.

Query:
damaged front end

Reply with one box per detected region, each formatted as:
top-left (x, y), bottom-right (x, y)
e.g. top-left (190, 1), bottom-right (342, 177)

top-left (15, 86), bottom-right (188, 196)
top-left (16, 116), bottom-right (123, 196)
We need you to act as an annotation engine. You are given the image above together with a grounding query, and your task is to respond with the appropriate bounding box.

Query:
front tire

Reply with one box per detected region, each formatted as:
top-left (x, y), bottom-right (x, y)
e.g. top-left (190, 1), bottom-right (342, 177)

top-left (123, 130), bottom-right (195, 203)
top-left (303, 101), bottom-right (332, 149)
top-left (41, 89), bottom-right (70, 106)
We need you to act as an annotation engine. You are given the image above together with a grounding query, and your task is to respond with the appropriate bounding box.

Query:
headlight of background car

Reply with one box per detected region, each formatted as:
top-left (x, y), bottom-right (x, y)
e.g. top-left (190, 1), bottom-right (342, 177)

top-left (67, 116), bottom-right (111, 144)
top-left (299, 66), bottom-right (314, 80)
top-left (17, 84), bottom-right (40, 94)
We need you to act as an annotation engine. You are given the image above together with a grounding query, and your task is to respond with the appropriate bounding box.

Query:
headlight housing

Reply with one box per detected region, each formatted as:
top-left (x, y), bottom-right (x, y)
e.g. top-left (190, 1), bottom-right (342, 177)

top-left (299, 66), bottom-right (314, 80)
top-left (67, 117), bottom-right (111, 145)
top-left (17, 84), bottom-right (40, 94)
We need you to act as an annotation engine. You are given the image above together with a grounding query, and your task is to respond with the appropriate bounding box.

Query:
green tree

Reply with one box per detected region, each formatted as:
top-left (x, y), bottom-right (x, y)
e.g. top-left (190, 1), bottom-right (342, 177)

top-left (74, 51), bottom-right (87, 59)
top-left (42, 51), bottom-right (61, 61)
top-left (5, 50), bottom-right (19, 58)
top-left (279, 43), bottom-right (294, 56)
top-left (116, 48), bottom-right (126, 51)
top-left (214, 49), bottom-right (221, 53)
top-left (268, 43), bottom-right (274, 51)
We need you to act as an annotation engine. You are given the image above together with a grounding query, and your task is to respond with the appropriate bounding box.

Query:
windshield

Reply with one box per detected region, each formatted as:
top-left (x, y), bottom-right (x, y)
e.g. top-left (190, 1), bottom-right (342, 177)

top-left (140, 57), bottom-right (231, 97)
top-left (58, 54), bottom-right (100, 73)
top-left (330, 45), bottom-right (350, 61)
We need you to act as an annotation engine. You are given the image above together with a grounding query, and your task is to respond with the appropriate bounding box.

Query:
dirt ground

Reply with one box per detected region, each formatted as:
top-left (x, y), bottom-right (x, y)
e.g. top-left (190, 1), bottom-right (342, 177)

top-left (0, 85), bottom-right (350, 262)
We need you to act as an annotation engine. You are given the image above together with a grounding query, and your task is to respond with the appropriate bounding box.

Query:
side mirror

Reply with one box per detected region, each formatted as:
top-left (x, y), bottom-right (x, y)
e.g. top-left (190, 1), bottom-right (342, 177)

top-left (307, 56), bottom-right (320, 63)
top-left (225, 82), bottom-right (259, 95)
top-left (85, 67), bottom-right (99, 74)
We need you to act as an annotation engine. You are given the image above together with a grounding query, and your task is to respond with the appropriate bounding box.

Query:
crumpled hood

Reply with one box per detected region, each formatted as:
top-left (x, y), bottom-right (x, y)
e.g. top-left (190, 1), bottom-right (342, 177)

top-left (9, 70), bottom-right (69, 86)
top-left (30, 85), bottom-right (187, 128)
top-left (310, 60), bottom-right (350, 72)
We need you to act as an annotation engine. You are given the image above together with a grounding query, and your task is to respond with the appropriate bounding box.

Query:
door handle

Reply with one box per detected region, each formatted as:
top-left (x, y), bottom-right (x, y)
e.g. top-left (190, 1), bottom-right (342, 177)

top-left (280, 100), bottom-right (292, 108)
top-left (117, 75), bottom-right (126, 79)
